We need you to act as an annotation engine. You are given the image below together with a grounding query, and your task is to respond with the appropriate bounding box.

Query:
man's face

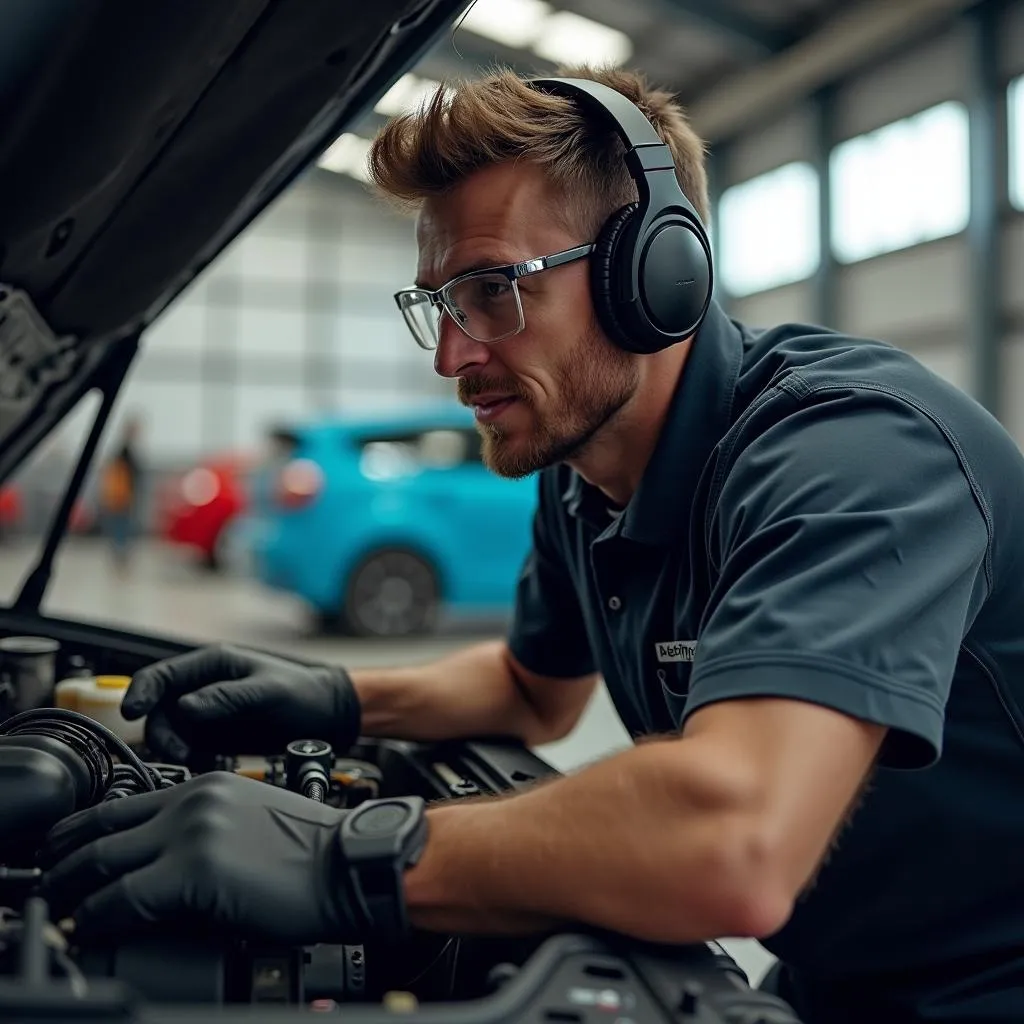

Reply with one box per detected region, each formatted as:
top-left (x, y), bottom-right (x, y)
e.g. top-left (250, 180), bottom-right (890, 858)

top-left (415, 162), bottom-right (639, 478)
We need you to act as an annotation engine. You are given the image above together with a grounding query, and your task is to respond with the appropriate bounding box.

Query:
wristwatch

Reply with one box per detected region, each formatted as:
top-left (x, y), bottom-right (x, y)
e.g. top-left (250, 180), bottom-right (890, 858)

top-left (338, 795), bottom-right (429, 941)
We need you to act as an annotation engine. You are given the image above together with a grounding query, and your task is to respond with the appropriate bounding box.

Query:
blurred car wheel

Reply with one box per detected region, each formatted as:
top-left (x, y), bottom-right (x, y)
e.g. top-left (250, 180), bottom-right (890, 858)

top-left (203, 526), bottom-right (231, 573)
top-left (342, 548), bottom-right (440, 638)
top-left (209, 518), bottom-right (254, 578)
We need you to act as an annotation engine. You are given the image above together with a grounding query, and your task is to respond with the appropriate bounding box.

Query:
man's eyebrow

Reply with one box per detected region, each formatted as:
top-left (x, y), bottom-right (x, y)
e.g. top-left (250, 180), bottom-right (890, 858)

top-left (414, 256), bottom-right (515, 291)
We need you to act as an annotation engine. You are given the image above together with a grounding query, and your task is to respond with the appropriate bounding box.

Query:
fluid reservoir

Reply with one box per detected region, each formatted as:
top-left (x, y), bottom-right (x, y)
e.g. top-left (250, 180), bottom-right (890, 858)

top-left (54, 674), bottom-right (144, 746)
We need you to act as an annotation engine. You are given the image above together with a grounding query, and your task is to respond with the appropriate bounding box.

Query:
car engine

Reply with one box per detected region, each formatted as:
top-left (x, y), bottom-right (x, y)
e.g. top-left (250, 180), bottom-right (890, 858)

top-left (0, 636), bottom-right (805, 1024)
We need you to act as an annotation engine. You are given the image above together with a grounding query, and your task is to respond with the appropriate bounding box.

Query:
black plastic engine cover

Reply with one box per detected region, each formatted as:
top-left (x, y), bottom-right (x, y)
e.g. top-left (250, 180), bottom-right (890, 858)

top-left (77, 939), bottom-right (230, 1004)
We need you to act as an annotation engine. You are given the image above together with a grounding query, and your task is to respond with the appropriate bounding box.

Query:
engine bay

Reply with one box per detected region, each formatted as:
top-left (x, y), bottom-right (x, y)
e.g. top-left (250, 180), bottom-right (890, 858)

top-left (0, 623), bottom-right (805, 1023)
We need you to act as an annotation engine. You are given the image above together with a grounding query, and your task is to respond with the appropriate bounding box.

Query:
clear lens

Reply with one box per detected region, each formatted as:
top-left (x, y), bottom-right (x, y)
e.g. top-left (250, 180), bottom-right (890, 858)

top-left (395, 273), bottom-right (525, 350)
top-left (447, 273), bottom-right (523, 343)
top-left (396, 291), bottom-right (440, 350)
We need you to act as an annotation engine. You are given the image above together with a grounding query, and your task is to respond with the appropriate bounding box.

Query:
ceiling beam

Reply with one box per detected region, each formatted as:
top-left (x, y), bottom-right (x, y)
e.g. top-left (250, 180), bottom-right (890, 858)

top-left (658, 0), bottom-right (799, 54)
top-left (345, 37), bottom-right (545, 138)
top-left (687, 0), bottom-right (983, 142)
top-left (423, 22), bottom-right (555, 78)
top-left (415, 45), bottom-right (550, 86)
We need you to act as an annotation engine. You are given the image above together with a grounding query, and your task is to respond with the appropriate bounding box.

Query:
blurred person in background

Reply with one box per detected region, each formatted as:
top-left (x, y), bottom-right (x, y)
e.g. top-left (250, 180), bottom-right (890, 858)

top-left (98, 414), bottom-right (144, 571)
top-left (39, 66), bottom-right (1024, 1024)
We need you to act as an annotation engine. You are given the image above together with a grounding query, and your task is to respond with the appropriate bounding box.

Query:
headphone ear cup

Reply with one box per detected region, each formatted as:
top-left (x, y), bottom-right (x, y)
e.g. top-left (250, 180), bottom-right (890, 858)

top-left (589, 203), bottom-right (641, 352)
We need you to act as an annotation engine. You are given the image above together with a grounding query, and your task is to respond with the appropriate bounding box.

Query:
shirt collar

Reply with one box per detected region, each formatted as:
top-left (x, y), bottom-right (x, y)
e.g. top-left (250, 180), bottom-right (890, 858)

top-left (562, 300), bottom-right (744, 545)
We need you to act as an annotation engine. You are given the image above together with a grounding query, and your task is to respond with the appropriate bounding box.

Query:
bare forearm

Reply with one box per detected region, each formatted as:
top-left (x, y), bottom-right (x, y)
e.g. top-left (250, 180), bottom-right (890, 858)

top-left (403, 738), bottom-right (791, 944)
top-left (348, 640), bottom-right (551, 745)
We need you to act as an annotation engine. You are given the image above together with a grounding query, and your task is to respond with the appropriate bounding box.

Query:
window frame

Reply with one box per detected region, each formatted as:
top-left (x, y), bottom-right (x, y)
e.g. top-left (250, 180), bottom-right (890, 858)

top-left (1008, 73), bottom-right (1024, 212)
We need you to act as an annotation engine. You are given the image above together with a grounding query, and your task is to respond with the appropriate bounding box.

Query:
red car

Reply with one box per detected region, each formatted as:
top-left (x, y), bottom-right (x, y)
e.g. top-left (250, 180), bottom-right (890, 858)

top-left (159, 454), bottom-right (252, 570)
top-left (0, 483), bottom-right (22, 539)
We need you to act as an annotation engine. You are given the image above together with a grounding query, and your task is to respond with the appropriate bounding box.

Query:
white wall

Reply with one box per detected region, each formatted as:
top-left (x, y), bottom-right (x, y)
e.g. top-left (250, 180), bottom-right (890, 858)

top-left (726, 106), bottom-right (815, 184)
top-left (730, 280), bottom-right (816, 327)
top-left (836, 238), bottom-right (968, 349)
top-left (104, 172), bottom-right (447, 465)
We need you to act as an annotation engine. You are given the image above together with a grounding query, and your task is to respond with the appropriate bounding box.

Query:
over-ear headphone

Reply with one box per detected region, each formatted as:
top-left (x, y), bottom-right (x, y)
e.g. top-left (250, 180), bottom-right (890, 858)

top-left (529, 78), bottom-right (713, 355)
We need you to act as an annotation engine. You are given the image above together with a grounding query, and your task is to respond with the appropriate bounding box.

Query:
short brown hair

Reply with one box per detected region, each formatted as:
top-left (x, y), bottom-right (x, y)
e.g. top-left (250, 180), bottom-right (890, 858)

top-left (368, 64), bottom-right (709, 239)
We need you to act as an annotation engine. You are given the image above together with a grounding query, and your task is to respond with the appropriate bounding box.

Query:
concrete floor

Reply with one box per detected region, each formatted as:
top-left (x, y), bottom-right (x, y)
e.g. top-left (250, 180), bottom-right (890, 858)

top-left (0, 535), bottom-right (773, 984)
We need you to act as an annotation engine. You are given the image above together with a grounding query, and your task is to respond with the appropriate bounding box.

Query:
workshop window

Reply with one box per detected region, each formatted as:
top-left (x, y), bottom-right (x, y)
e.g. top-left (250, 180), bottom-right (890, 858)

top-left (830, 100), bottom-right (970, 264)
top-left (1009, 75), bottom-right (1024, 211)
top-left (717, 161), bottom-right (820, 298)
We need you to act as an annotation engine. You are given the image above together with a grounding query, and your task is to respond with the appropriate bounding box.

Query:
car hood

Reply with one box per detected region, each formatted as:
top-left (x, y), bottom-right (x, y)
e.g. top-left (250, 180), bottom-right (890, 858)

top-left (0, 0), bottom-right (466, 484)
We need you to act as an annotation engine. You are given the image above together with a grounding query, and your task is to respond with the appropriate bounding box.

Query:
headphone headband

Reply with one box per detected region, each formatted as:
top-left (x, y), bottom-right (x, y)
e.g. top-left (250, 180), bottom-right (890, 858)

top-left (530, 77), bottom-right (665, 149)
top-left (525, 76), bottom-right (714, 353)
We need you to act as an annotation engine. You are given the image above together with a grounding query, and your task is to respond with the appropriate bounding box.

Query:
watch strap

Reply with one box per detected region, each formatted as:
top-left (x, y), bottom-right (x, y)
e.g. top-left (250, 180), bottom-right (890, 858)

top-left (339, 796), bottom-right (428, 941)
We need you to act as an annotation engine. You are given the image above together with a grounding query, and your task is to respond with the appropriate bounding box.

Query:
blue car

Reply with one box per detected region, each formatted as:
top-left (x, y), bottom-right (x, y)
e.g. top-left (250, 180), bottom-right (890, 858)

top-left (244, 404), bottom-right (539, 637)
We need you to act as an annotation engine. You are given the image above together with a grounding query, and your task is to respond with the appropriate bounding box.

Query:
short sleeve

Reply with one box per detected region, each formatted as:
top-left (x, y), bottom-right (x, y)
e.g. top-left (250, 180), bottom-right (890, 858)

top-left (685, 387), bottom-right (990, 769)
top-left (507, 471), bottom-right (598, 679)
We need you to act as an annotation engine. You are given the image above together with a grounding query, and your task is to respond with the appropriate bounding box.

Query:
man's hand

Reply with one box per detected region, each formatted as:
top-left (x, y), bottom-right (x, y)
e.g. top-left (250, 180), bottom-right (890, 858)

top-left (121, 645), bottom-right (361, 762)
top-left (39, 773), bottom-right (365, 944)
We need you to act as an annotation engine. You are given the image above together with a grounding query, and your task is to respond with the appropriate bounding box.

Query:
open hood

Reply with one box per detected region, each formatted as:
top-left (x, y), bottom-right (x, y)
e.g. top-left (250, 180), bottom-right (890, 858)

top-left (0, 0), bottom-right (467, 481)
top-left (0, 0), bottom-right (468, 610)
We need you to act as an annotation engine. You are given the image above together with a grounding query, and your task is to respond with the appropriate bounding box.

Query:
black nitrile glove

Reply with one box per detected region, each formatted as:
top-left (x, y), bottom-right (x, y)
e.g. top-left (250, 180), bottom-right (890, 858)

top-left (39, 773), bottom-right (366, 944)
top-left (121, 644), bottom-right (360, 763)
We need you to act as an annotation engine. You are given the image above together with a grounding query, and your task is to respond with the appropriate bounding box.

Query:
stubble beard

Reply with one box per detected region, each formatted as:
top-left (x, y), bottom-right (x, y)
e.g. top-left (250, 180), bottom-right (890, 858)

top-left (472, 325), bottom-right (639, 479)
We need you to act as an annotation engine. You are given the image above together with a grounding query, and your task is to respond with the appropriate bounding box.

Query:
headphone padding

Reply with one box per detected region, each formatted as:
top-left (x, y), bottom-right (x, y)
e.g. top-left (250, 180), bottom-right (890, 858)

top-left (589, 203), bottom-right (640, 352)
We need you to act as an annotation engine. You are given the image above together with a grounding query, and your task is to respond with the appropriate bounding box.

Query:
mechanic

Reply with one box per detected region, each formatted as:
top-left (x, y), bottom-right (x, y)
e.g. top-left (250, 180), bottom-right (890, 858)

top-left (39, 66), bottom-right (1024, 1024)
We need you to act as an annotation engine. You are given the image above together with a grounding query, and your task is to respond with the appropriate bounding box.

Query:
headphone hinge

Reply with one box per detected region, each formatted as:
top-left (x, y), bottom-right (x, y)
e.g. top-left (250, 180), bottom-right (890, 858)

top-left (529, 76), bottom-right (713, 353)
top-left (625, 143), bottom-right (675, 174)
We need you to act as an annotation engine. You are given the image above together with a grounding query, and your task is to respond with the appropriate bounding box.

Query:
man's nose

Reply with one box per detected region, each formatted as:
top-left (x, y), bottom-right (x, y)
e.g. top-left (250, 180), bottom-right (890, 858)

top-left (433, 311), bottom-right (491, 378)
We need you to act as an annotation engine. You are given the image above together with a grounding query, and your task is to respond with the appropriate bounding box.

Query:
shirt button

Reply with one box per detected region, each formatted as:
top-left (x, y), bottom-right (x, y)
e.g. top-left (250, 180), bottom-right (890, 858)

top-left (608, 596), bottom-right (622, 611)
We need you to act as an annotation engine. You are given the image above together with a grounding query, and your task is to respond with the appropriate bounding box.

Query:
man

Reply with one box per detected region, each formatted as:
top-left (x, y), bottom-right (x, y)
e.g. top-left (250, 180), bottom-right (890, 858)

top-left (39, 66), bottom-right (1024, 1023)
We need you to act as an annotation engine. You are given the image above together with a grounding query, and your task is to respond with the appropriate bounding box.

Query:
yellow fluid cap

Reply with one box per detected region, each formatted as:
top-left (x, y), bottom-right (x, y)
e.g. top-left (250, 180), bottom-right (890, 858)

top-left (95, 675), bottom-right (132, 690)
top-left (382, 992), bottom-right (419, 1013)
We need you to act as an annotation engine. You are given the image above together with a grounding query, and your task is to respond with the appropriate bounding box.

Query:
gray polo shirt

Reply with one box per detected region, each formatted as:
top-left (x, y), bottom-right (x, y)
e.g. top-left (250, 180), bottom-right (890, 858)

top-left (508, 300), bottom-right (1024, 1023)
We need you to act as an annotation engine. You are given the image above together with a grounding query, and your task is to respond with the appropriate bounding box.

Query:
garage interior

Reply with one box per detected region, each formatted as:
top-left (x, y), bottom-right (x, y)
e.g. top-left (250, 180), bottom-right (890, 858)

top-left (1, 0), bottom-right (1021, 988)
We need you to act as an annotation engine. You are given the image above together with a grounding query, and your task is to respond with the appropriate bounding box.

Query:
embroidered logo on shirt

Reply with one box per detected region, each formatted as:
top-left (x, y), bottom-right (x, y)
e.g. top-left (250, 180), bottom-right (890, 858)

top-left (655, 640), bottom-right (698, 663)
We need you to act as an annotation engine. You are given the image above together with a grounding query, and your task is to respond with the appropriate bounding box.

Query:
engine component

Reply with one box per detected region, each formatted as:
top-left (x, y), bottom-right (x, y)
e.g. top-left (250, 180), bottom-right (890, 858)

top-left (0, 733), bottom-right (97, 839)
top-left (53, 673), bottom-right (144, 746)
top-left (0, 893), bottom-right (806, 1022)
top-left (77, 937), bottom-right (293, 1004)
top-left (0, 708), bottom-right (188, 861)
top-left (0, 707), bottom-right (157, 792)
top-left (0, 896), bottom-right (88, 997)
top-left (284, 739), bottom-right (333, 803)
top-left (0, 710), bottom-right (807, 1022)
top-left (0, 636), bottom-right (60, 715)
top-left (226, 752), bottom-right (382, 808)
top-left (333, 758), bottom-right (383, 805)
top-left (302, 943), bottom-right (367, 1002)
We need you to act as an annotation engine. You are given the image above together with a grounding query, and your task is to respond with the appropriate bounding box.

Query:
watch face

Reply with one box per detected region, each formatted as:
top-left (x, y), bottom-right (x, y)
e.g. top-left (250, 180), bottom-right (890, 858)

top-left (352, 801), bottom-right (412, 836)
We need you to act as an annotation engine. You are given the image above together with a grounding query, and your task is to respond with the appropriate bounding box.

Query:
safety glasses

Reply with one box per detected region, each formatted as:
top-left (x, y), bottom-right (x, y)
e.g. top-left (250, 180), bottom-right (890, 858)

top-left (394, 243), bottom-right (595, 351)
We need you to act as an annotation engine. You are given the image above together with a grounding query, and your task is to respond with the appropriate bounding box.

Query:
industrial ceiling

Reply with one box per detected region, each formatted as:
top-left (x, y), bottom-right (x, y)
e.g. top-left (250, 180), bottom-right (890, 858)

top-left (320, 0), bottom-right (983, 181)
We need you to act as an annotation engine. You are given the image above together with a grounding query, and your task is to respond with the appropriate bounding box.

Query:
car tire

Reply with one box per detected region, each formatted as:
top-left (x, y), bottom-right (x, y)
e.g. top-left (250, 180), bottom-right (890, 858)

top-left (203, 532), bottom-right (226, 573)
top-left (318, 609), bottom-right (354, 637)
top-left (341, 548), bottom-right (440, 638)
top-left (203, 524), bottom-right (235, 574)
